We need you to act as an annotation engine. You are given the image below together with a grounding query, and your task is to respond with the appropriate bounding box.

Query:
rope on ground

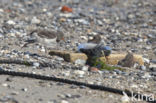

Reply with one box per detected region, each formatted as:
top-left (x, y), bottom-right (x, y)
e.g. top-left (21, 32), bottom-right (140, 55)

top-left (0, 69), bottom-right (155, 103)
top-left (0, 58), bottom-right (54, 67)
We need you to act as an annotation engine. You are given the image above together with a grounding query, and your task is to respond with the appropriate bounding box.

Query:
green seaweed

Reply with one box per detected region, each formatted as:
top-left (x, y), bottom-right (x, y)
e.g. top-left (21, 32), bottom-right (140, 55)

top-left (91, 57), bottom-right (123, 71)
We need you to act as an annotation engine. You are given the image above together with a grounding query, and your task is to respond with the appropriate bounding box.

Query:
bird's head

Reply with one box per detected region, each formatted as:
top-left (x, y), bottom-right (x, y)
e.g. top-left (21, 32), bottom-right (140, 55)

top-left (56, 31), bottom-right (65, 42)
top-left (88, 35), bottom-right (101, 44)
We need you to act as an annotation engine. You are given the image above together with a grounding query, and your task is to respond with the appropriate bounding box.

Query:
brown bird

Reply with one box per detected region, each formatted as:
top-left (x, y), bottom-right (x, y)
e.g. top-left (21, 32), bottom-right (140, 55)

top-left (118, 51), bottom-right (135, 67)
top-left (23, 29), bottom-right (65, 51)
top-left (88, 35), bottom-right (102, 44)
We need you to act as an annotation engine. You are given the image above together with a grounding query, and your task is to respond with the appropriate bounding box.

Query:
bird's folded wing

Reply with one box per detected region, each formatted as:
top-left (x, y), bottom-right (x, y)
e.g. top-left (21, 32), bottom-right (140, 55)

top-left (78, 43), bottom-right (97, 51)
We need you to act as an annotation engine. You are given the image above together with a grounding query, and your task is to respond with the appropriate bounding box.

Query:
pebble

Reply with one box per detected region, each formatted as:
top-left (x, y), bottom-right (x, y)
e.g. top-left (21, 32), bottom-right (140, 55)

top-left (62, 71), bottom-right (70, 76)
top-left (61, 6), bottom-right (73, 13)
top-left (0, 33), bottom-right (3, 38)
top-left (143, 58), bottom-right (150, 64)
top-left (74, 70), bottom-right (85, 76)
top-left (81, 65), bottom-right (89, 71)
top-left (31, 17), bottom-right (41, 24)
top-left (89, 67), bottom-right (99, 72)
top-left (70, 85), bottom-right (78, 89)
top-left (74, 19), bottom-right (89, 25)
top-left (7, 20), bottom-right (16, 25)
top-left (33, 62), bottom-right (40, 67)
top-left (80, 36), bottom-right (88, 40)
top-left (113, 69), bottom-right (122, 74)
top-left (74, 59), bottom-right (86, 65)
top-left (151, 60), bottom-right (156, 64)
top-left (102, 70), bottom-right (110, 74)
top-left (0, 0), bottom-right (155, 103)
top-left (79, 85), bottom-right (86, 89)
top-left (61, 100), bottom-right (69, 103)
top-left (47, 100), bottom-right (57, 103)
top-left (0, 95), bottom-right (18, 102)
top-left (149, 64), bottom-right (156, 72)
top-left (10, 91), bottom-right (19, 95)
top-left (58, 94), bottom-right (66, 98)
top-left (65, 94), bottom-right (72, 98)
top-left (1, 83), bottom-right (8, 87)
top-left (142, 73), bottom-right (151, 79)
top-left (21, 88), bottom-right (28, 92)
top-left (151, 72), bottom-right (156, 76)
top-left (6, 77), bottom-right (13, 82)
top-left (140, 65), bottom-right (146, 71)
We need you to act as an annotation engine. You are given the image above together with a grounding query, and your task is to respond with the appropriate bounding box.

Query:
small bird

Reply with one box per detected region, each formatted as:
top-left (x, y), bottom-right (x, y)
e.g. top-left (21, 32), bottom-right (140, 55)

top-left (118, 51), bottom-right (135, 67)
top-left (88, 35), bottom-right (102, 44)
top-left (23, 29), bottom-right (64, 51)
top-left (78, 35), bottom-right (112, 57)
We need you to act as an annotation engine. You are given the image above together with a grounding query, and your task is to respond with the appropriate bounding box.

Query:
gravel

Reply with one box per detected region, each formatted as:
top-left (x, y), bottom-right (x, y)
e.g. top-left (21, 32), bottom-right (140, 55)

top-left (0, 0), bottom-right (155, 103)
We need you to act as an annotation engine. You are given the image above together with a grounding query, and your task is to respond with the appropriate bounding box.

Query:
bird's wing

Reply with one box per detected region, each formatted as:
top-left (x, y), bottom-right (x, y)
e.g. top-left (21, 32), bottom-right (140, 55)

top-left (78, 43), bottom-right (97, 51)
top-left (37, 30), bottom-right (57, 39)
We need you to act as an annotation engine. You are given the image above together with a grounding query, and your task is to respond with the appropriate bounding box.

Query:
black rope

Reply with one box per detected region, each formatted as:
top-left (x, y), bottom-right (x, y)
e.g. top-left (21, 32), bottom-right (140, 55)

top-left (0, 58), bottom-right (54, 67)
top-left (0, 69), bottom-right (155, 103)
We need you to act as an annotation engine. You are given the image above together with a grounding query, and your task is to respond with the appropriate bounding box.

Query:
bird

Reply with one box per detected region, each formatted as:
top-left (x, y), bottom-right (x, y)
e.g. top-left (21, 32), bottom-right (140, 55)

top-left (118, 51), bottom-right (135, 67)
top-left (88, 35), bottom-right (101, 44)
top-left (78, 35), bottom-right (112, 57)
top-left (23, 29), bottom-right (65, 52)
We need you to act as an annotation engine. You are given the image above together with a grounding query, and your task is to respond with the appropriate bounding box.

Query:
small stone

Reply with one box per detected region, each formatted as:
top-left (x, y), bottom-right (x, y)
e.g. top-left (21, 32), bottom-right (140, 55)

top-left (0, 33), bottom-right (4, 38)
top-left (151, 60), bottom-right (156, 64)
top-left (102, 70), bottom-right (110, 74)
top-left (89, 67), bottom-right (99, 72)
top-left (59, 18), bottom-right (66, 22)
top-left (65, 94), bottom-right (72, 98)
top-left (74, 59), bottom-right (86, 65)
top-left (33, 62), bottom-right (40, 67)
top-left (7, 20), bottom-right (16, 25)
top-left (79, 85), bottom-right (86, 89)
top-left (10, 91), bottom-right (19, 95)
top-left (57, 82), bottom-right (64, 86)
top-left (24, 54), bottom-right (30, 59)
top-left (6, 77), bottom-right (13, 82)
top-left (149, 64), bottom-right (156, 72)
top-left (81, 66), bottom-right (89, 71)
top-left (57, 94), bottom-right (66, 98)
top-left (62, 71), bottom-right (70, 76)
top-left (130, 84), bottom-right (138, 88)
top-left (142, 73), bottom-right (151, 79)
top-left (2, 83), bottom-right (8, 87)
top-left (0, 9), bottom-right (4, 12)
top-left (47, 100), bottom-right (57, 103)
top-left (74, 19), bottom-right (89, 25)
top-left (31, 17), bottom-right (41, 24)
top-left (151, 72), bottom-right (156, 76)
top-left (70, 85), bottom-right (78, 89)
top-left (61, 100), bottom-right (69, 103)
top-left (72, 94), bottom-right (81, 98)
top-left (74, 70), bottom-right (85, 76)
top-left (140, 65), bottom-right (146, 71)
top-left (143, 58), bottom-right (150, 64)
top-left (80, 36), bottom-right (88, 40)
top-left (61, 6), bottom-right (72, 13)
top-left (21, 88), bottom-right (28, 92)
top-left (7, 33), bottom-right (16, 37)
top-left (113, 69), bottom-right (122, 74)
top-left (40, 46), bottom-right (46, 52)
top-left (0, 95), bottom-right (18, 102)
